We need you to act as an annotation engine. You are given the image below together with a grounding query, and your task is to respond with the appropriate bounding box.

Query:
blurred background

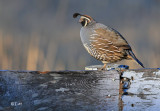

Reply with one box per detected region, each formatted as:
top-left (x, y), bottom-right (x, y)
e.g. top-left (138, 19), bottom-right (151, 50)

top-left (0, 0), bottom-right (159, 71)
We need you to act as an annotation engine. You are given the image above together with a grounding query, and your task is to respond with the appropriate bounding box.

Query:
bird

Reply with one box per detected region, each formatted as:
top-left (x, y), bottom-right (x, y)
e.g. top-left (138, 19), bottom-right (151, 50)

top-left (73, 13), bottom-right (144, 70)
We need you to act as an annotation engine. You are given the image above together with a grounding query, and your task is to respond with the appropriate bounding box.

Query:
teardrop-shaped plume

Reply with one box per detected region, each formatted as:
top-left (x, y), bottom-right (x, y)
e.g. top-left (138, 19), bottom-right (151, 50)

top-left (73, 13), bottom-right (81, 18)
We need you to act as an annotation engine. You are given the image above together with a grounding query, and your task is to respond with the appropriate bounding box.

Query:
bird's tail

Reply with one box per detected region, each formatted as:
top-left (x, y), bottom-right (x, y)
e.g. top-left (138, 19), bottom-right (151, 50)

top-left (127, 50), bottom-right (145, 68)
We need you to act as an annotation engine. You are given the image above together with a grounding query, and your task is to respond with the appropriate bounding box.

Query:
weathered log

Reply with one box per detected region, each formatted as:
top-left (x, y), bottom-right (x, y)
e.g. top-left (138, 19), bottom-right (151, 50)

top-left (0, 68), bottom-right (160, 111)
top-left (0, 70), bottom-right (120, 111)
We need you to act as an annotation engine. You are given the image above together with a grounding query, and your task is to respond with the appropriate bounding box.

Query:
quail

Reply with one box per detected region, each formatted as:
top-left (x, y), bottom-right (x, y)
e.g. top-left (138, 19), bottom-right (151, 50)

top-left (73, 13), bottom-right (144, 70)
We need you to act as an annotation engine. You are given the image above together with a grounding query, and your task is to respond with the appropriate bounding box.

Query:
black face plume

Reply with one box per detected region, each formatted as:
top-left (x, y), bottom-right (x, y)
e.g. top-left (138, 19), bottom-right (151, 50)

top-left (73, 13), bottom-right (81, 18)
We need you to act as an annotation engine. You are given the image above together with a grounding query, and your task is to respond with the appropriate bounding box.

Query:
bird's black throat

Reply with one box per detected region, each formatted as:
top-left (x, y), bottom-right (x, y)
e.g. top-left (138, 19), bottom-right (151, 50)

top-left (81, 19), bottom-right (88, 27)
top-left (81, 20), bottom-right (86, 26)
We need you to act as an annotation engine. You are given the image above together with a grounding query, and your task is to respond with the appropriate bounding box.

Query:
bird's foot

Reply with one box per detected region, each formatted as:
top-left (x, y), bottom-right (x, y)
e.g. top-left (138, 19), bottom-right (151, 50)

top-left (98, 67), bottom-right (106, 71)
top-left (98, 64), bottom-right (107, 71)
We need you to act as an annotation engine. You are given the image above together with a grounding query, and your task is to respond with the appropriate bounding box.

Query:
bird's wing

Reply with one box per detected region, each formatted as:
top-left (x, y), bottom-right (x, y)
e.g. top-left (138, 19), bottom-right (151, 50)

top-left (92, 26), bottom-right (144, 67)
top-left (89, 28), bottom-right (130, 62)
top-left (94, 27), bottom-right (131, 50)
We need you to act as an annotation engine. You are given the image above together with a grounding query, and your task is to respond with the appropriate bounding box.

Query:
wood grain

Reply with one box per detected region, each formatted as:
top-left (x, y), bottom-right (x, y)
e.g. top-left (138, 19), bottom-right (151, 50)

top-left (0, 69), bottom-right (160, 111)
top-left (0, 70), bottom-right (120, 111)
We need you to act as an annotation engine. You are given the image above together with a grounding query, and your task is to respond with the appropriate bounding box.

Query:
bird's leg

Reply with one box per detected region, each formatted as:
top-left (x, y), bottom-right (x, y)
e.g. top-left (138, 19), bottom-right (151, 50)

top-left (99, 63), bottom-right (107, 70)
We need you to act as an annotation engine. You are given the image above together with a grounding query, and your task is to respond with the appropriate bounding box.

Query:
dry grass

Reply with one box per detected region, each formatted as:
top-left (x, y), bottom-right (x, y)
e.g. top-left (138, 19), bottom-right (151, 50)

top-left (0, 29), bottom-right (158, 71)
top-left (0, 1), bottom-right (159, 70)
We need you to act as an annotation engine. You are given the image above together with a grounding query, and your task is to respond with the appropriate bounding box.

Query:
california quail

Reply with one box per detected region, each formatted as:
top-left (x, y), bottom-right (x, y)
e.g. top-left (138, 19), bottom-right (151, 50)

top-left (73, 13), bottom-right (144, 70)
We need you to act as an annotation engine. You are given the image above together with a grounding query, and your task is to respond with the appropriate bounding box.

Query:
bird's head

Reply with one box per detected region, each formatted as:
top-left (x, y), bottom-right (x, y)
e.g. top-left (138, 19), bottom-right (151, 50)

top-left (73, 13), bottom-right (94, 27)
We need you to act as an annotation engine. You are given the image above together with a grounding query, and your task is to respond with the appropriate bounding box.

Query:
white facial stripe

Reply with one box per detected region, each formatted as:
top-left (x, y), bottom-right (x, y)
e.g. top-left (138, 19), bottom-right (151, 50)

top-left (84, 20), bottom-right (88, 27)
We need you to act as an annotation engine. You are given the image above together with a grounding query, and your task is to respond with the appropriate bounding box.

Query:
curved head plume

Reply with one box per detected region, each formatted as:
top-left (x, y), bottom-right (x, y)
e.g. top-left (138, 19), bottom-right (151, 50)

top-left (73, 13), bottom-right (94, 27)
top-left (73, 13), bottom-right (81, 18)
